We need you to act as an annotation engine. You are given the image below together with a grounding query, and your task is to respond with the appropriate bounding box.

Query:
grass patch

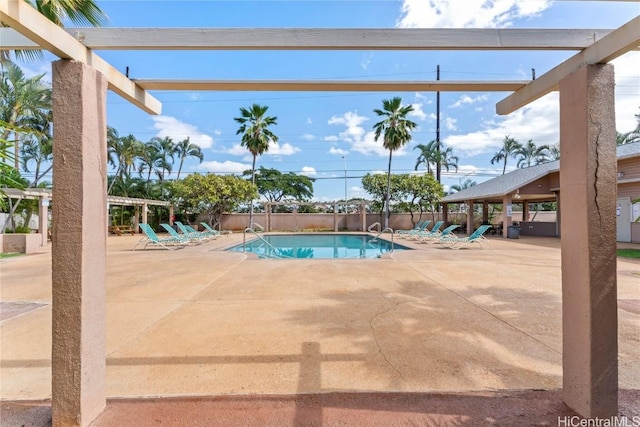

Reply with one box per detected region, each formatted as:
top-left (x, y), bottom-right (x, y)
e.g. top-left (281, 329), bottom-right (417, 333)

top-left (617, 248), bottom-right (640, 259)
top-left (0, 252), bottom-right (23, 259)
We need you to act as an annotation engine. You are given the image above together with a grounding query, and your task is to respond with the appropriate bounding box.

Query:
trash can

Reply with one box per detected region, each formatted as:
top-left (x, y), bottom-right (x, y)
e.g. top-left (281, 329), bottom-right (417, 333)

top-left (507, 225), bottom-right (520, 239)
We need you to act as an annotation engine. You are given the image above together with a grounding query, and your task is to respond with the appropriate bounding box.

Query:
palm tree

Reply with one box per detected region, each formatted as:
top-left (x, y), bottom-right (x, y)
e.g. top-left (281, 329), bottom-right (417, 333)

top-left (148, 136), bottom-right (176, 183)
top-left (107, 132), bottom-right (143, 194)
top-left (449, 178), bottom-right (477, 194)
top-left (174, 137), bottom-right (203, 179)
top-left (414, 141), bottom-right (458, 182)
top-left (515, 140), bottom-right (550, 168)
top-left (20, 117), bottom-right (53, 187)
top-left (234, 104), bottom-right (278, 228)
top-left (414, 140), bottom-right (438, 175)
top-left (0, 61), bottom-right (51, 169)
top-left (372, 96), bottom-right (417, 229)
top-left (490, 135), bottom-right (522, 175)
top-left (547, 144), bottom-right (561, 161)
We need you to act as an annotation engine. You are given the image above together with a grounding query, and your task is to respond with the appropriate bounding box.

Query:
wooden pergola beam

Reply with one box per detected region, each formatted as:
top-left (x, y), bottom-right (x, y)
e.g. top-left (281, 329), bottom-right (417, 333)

top-left (133, 79), bottom-right (529, 92)
top-left (0, 0), bottom-right (161, 115)
top-left (0, 28), bottom-right (617, 51)
top-left (496, 15), bottom-right (640, 115)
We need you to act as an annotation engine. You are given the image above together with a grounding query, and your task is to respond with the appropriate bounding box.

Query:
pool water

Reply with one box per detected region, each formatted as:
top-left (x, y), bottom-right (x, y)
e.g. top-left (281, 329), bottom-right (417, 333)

top-left (227, 233), bottom-right (410, 259)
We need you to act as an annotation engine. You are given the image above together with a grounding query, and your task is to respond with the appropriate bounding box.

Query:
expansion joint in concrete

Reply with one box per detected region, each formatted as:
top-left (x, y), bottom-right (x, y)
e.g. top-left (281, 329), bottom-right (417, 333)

top-left (369, 297), bottom-right (411, 388)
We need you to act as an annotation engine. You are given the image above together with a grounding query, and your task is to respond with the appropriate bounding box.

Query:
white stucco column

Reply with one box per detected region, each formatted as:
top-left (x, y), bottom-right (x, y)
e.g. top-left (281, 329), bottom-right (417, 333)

top-left (141, 202), bottom-right (148, 226)
top-left (559, 64), bottom-right (617, 418)
top-left (465, 200), bottom-right (474, 234)
top-left (502, 194), bottom-right (513, 238)
top-left (38, 196), bottom-right (49, 247)
top-left (51, 60), bottom-right (108, 427)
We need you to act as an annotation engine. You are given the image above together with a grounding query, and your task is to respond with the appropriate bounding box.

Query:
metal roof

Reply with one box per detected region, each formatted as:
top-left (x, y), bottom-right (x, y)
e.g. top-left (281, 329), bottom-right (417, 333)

top-left (442, 141), bottom-right (640, 203)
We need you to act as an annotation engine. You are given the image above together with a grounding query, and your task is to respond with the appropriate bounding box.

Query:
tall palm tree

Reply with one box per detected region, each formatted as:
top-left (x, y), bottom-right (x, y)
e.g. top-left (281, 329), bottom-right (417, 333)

top-left (107, 133), bottom-right (142, 194)
top-left (0, 61), bottom-right (51, 169)
top-left (148, 136), bottom-right (176, 183)
top-left (20, 112), bottom-right (53, 186)
top-left (547, 144), bottom-right (561, 161)
top-left (490, 135), bottom-right (522, 175)
top-left (414, 140), bottom-right (438, 175)
top-left (515, 140), bottom-right (550, 168)
top-left (234, 103), bottom-right (278, 228)
top-left (174, 137), bottom-right (203, 179)
top-left (372, 96), bottom-right (417, 229)
top-left (414, 140), bottom-right (458, 182)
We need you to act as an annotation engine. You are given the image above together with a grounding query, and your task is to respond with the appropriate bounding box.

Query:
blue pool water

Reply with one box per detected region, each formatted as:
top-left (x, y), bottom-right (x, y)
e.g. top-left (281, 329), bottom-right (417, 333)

top-left (227, 233), bottom-right (410, 259)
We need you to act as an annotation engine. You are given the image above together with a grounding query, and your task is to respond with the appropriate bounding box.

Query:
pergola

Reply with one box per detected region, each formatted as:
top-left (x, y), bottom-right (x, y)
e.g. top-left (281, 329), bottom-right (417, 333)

top-left (2, 0), bottom-right (639, 424)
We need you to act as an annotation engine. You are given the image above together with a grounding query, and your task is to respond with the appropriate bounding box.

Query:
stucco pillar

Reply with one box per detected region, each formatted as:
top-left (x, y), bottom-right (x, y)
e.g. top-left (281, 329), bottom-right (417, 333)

top-left (559, 64), bottom-right (617, 418)
top-left (133, 205), bottom-right (140, 233)
top-left (442, 203), bottom-right (449, 226)
top-left (334, 203), bottom-right (339, 232)
top-left (482, 202), bottom-right (489, 223)
top-left (169, 204), bottom-right (174, 225)
top-left (556, 192), bottom-right (561, 237)
top-left (502, 194), bottom-right (512, 238)
top-left (51, 60), bottom-right (107, 427)
top-left (360, 205), bottom-right (366, 231)
top-left (142, 202), bottom-right (148, 226)
top-left (38, 197), bottom-right (49, 247)
top-left (466, 201), bottom-right (474, 234)
top-left (523, 202), bottom-right (530, 222)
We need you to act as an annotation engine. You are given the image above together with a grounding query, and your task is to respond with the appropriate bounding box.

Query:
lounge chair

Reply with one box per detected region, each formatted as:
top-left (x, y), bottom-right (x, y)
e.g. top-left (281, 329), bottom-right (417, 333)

top-left (201, 222), bottom-right (232, 236)
top-left (439, 224), bottom-right (493, 249)
top-left (160, 223), bottom-right (200, 245)
top-left (397, 220), bottom-right (431, 238)
top-left (405, 220), bottom-right (444, 240)
top-left (418, 223), bottom-right (459, 243)
top-left (134, 223), bottom-right (185, 250)
top-left (175, 221), bottom-right (215, 241)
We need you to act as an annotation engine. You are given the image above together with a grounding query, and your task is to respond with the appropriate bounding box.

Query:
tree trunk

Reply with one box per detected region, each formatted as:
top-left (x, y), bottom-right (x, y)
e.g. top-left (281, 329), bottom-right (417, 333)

top-left (249, 154), bottom-right (257, 228)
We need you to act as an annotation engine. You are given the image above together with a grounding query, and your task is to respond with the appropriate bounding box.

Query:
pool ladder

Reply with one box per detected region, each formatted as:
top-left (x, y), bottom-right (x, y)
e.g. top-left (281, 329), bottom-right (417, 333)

top-left (242, 227), bottom-right (291, 259)
top-left (367, 223), bottom-right (395, 252)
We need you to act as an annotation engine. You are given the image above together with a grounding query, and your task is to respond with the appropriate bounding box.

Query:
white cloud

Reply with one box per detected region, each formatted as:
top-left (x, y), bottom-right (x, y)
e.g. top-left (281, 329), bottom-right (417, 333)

top-left (361, 52), bottom-right (374, 70)
top-left (396, 0), bottom-right (552, 28)
top-left (613, 52), bottom-right (640, 133)
top-left (266, 142), bottom-right (301, 156)
top-left (300, 166), bottom-right (317, 176)
top-left (225, 144), bottom-right (248, 156)
top-left (200, 160), bottom-right (249, 174)
top-left (450, 94), bottom-right (489, 108)
top-left (328, 111), bottom-right (410, 157)
top-left (409, 103), bottom-right (428, 121)
top-left (445, 51), bottom-right (640, 157)
top-left (444, 117), bottom-right (458, 131)
top-left (329, 147), bottom-right (349, 156)
top-left (151, 116), bottom-right (214, 149)
top-left (301, 134), bottom-right (316, 141)
top-left (444, 93), bottom-right (560, 156)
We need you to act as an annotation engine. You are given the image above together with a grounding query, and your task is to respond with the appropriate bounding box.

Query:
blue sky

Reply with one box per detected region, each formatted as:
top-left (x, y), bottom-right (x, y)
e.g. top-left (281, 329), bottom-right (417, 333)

top-left (19, 0), bottom-right (640, 200)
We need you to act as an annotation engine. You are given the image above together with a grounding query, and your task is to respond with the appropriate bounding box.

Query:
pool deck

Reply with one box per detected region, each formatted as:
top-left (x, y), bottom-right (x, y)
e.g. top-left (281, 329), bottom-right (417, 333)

top-left (1, 231), bottom-right (639, 425)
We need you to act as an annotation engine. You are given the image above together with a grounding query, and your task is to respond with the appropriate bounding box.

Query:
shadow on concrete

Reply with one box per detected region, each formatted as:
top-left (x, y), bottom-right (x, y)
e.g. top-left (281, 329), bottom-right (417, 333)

top-left (4, 389), bottom-right (640, 426)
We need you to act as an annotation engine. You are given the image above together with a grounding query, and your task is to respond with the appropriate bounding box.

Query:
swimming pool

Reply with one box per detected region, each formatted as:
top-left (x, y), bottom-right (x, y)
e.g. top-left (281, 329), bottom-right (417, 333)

top-left (226, 233), bottom-right (410, 259)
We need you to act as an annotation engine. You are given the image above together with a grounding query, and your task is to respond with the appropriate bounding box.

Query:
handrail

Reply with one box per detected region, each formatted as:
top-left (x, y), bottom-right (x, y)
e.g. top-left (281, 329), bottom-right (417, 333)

top-left (374, 227), bottom-right (395, 251)
top-left (242, 227), bottom-right (290, 258)
top-left (367, 222), bottom-right (381, 233)
top-left (251, 222), bottom-right (265, 232)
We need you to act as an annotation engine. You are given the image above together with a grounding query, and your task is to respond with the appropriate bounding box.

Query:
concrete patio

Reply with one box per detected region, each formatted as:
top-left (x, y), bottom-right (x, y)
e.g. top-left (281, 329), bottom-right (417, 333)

top-left (1, 232), bottom-right (639, 425)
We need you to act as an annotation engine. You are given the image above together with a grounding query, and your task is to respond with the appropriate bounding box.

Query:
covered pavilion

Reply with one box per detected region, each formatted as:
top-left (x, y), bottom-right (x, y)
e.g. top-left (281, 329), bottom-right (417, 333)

top-left (1, 0), bottom-right (639, 425)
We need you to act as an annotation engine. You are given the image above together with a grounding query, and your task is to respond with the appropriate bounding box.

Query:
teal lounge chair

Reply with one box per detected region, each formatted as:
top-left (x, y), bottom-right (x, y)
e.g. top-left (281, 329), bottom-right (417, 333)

top-left (201, 222), bottom-right (232, 236)
top-left (397, 220), bottom-right (431, 237)
top-left (175, 221), bottom-right (215, 241)
top-left (134, 223), bottom-right (185, 250)
top-left (160, 223), bottom-right (200, 245)
top-left (406, 220), bottom-right (444, 240)
top-left (418, 223), bottom-right (459, 243)
top-left (439, 224), bottom-right (493, 249)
